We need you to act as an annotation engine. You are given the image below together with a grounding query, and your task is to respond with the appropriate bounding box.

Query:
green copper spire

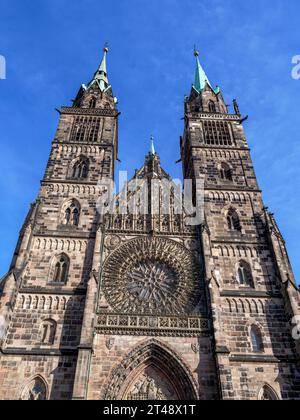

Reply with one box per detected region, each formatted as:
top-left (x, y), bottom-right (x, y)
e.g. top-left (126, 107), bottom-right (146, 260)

top-left (86, 44), bottom-right (111, 92)
top-left (193, 48), bottom-right (212, 92)
top-left (150, 135), bottom-right (156, 155)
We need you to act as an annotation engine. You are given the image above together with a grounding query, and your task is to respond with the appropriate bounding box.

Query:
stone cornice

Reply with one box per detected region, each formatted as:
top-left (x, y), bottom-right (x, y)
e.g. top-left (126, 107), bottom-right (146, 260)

top-left (19, 287), bottom-right (86, 296)
top-left (211, 238), bottom-right (266, 246)
top-left (204, 186), bottom-right (261, 193)
top-left (105, 228), bottom-right (198, 238)
top-left (220, 290), bottom-right (281, 299)
top-left (228, 354), bottom-right (297, 364)
top-left (60, 106), bottom-right (118, 118)
top-left (187, 112), bottom-right (241, 122)
top-left (96, 314), bottom-right (210, 338)
top-left (33, 230), bottom-right (96, 240)
top-left (1, 348), bottom-right (78, 356)
top-left (191, 145), bottom-right (250, 152)
top-left (41, 179), bottom-right (100, 186)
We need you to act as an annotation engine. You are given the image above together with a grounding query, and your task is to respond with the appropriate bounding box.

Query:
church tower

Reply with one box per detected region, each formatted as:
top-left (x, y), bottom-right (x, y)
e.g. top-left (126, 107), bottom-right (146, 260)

top-left (0, 47), bottom-right (119, 400)
top-left (181, 49), bottom-right (300, 399)
top-left (0, 47), bottom-right (299, 400)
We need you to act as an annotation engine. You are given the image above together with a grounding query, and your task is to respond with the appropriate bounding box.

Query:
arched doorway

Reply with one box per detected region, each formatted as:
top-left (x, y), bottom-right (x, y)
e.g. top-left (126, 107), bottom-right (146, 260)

top-left (103, 340), bottom-right (198, 400)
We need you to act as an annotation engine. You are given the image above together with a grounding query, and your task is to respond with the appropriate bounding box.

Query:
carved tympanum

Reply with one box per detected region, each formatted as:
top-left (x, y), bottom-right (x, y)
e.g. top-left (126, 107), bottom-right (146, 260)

top-left (127, 374), bottom-right (175, 400)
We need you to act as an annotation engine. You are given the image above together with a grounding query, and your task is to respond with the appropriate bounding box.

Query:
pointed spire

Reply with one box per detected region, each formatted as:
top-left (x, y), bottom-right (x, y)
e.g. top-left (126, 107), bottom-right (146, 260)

top-left (150, 135), bottom-right (156, 155)
top-left (193, 47), bottom-right (212, 92)
top-left (86, 43), bottom-right (111, 92)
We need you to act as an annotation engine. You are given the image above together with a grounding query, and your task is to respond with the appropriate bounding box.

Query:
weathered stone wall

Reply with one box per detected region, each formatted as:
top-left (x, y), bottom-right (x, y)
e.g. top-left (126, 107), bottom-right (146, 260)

top-left (0, 354), bottom-right (77, 400)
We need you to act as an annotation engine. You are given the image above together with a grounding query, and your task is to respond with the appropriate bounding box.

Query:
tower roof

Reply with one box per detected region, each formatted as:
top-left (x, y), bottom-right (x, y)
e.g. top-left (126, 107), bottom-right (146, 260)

top-left (86, 45), bottom-right (111, 92)
top-left (150, 135), bottom-right (156, 156)
top-left (193, 48), bottom-right (212, 92)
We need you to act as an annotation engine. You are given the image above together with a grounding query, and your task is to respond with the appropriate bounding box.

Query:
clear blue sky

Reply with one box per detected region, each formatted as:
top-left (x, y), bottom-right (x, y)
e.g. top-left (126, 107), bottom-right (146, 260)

top-left (0, 0), bottom-right (299, 283)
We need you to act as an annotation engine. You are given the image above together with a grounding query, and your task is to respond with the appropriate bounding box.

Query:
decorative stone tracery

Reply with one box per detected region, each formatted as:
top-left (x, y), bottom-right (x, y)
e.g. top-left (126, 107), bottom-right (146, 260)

top-left (20, 377), bottom-right (47, 400)
top-left (102, 237), bottom-right (201, 315)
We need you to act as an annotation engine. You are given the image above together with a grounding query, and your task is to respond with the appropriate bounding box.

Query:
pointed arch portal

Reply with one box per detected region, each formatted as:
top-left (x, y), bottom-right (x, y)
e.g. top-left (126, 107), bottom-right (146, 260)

top-left (103, 340), bottom-right (198, 401)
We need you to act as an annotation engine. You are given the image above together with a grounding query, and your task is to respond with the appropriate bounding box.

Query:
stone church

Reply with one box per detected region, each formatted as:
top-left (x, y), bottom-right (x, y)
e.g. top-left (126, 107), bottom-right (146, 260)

top-left (0, 47), bottom-right (299, 400)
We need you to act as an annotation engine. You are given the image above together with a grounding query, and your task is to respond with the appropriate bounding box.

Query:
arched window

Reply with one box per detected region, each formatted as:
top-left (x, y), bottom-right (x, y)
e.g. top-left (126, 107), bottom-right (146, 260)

top-left (250, 325), bottom-right (264, 353)
top-left (73, 208), bottom-right (79, 226)
top-left (137, 217), bottom-right (144, 231)
top-left (89, 97), bottom-right (96, 109)
top-left (162, 216), bottom-right (169, 232)
top-left (63, 200), bottom-right (80, 227)
top-left (40, 319), bottom-right (56, 345)
top-left (220, 162), bottom-right (233, 181)
top-left (259, 385), bottom-right (279, 400)
top-left (53, 254), bottom-right (69, 284)
top-left (227, 208), bottom-right (241, 231)
top-left (75, 125), bottom-right (86, 142)
top-left (20, 377), bottom-right (47, 400)
top-left (71, 157), bottom-right (89, 179)
top-left (237, 261), bottom-right (253, 287)
top-left (208, 101), bottom-right (216, 113)
top-left (65, 207), bottom-right (71, 224)
top-left (125, 216), bottom-right (133, 230)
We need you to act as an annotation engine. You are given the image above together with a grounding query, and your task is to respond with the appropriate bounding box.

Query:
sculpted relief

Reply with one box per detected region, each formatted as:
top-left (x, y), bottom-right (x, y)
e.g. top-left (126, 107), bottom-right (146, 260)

top-left (126, 373), bottom-right (176, 400)
top-left (102, 237), bottom-right (201, 315)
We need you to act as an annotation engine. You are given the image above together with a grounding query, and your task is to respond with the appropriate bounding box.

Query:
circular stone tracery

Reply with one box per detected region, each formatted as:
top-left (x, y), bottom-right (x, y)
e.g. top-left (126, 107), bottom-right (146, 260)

top-left (102, 237), bottom-right (201, 315)
top-left (126, 261), bottom-right (177, 304)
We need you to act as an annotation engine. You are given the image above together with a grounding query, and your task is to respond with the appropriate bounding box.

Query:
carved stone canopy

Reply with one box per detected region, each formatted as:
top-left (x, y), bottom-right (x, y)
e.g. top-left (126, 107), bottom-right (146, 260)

top-left (102, 237), bottom-right (201, 315)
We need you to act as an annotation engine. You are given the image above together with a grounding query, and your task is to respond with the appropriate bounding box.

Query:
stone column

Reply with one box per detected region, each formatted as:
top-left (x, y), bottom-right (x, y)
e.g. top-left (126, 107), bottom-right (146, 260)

top-left (72, 225), bottom-right (105, 400)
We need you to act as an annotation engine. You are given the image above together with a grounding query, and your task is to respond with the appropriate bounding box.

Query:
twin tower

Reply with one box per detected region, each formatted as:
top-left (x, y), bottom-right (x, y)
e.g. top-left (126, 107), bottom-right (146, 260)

top-left (0, 47), bottom-right (299, 400)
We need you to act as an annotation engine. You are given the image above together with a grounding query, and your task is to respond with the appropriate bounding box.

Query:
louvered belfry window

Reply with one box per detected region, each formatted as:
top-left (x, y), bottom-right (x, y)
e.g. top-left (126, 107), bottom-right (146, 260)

top-left (70, 116), bottom-right (101, 143)
top-left (203, 120), bottom-right (232, 146)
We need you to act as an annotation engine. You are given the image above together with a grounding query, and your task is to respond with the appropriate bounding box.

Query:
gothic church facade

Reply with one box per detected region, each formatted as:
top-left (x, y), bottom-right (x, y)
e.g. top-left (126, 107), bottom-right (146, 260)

top-left (0, 48), bottom-right (299, 400)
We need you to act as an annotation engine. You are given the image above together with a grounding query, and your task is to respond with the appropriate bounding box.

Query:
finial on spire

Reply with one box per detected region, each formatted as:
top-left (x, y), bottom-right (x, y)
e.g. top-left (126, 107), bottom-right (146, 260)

top-left (86, 43), bottom-right (110, 92)
top-left (150, 135), bottom-right (156, 155)
top-left (194, 45), bottom-right (199, 58)
top-left (99, 43), bottom-right (108, 74)
top-left (104, 42), bottom-right (109, 54)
